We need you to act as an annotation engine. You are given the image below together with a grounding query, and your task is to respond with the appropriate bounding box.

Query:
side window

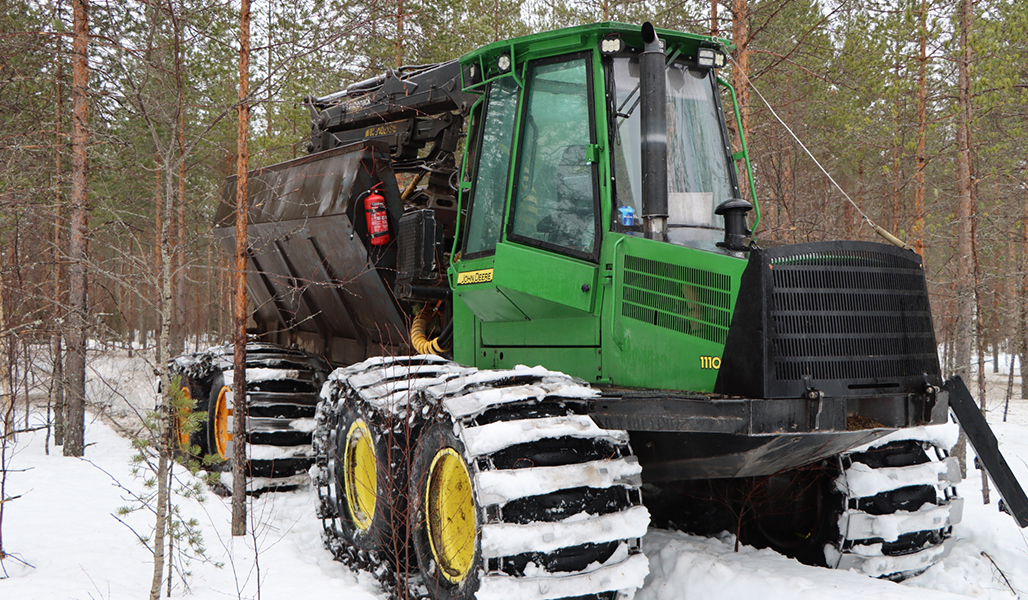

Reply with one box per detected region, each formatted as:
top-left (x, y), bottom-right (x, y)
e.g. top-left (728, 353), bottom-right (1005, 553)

top-left (509, 56), bottom-right (598, 258)
top-left (463, 77), bottom-right (519, 256)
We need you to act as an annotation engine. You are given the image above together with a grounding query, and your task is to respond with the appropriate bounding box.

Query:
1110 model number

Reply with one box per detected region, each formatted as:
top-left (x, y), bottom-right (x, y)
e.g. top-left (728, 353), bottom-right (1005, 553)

top-left (699, 356), bottom-right (721, 370)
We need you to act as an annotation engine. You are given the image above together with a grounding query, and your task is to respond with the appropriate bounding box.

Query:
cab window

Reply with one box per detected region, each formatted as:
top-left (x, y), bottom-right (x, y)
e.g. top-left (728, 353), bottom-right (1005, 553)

top-left (509, 55), bottom-right (599, 259)
top-left (463, 77), bottom-right (520, 256)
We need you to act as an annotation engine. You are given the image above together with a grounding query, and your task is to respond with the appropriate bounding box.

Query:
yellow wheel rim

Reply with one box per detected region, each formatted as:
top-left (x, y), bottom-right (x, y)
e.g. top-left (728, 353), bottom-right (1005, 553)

top-left (176, 386), bottom-right (192, 450)
top-left (214, 385), bottom-right (233, 457)
top-left (343, 420), bottom-right (377, 531)
top-left (425, 447), bottom-right (476, 583)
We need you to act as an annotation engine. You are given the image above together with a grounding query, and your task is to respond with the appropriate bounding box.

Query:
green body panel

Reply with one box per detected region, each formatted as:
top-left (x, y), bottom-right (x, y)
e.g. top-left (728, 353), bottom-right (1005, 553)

top-left (481, 316), bottom-right (599, 347)
top-left (599, 234), bottom-right (746, 391)
top-left (452, 256), bottom-right (527, 322)
top-left (451, 295), bottom-right (478, 367)
top-left (480, 346), bottom-right (601, 375)
top-left (493, 243), bottom-right (598, 317)
top-left (449, 22), bottom-right (751, 393)
top-left (458, 22), bottom-right (731, 92)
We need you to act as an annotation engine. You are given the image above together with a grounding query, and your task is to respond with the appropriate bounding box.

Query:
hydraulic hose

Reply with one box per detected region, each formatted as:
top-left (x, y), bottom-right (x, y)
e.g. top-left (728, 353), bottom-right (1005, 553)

top-left (411, 308), bottom-right (451, 355)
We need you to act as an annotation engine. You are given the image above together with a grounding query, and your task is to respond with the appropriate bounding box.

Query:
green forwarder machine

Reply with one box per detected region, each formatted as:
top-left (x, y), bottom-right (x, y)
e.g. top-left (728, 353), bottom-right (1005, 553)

top-left (170, 22), bottom-right (1028, 600)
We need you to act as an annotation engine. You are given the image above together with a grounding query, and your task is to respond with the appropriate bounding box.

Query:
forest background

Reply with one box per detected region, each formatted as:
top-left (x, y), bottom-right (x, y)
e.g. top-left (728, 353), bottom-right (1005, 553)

top-left (2, 0), bottom-right (1027, 451)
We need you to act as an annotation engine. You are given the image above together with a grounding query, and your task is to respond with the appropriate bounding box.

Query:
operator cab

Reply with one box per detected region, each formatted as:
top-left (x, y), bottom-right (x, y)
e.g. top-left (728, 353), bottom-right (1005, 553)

top-left (608, 54), bottom-right (740, 251)
top-left (450, 23), bottom-right (754, 389)
top-left (457, 23), bottom-right (748, 265)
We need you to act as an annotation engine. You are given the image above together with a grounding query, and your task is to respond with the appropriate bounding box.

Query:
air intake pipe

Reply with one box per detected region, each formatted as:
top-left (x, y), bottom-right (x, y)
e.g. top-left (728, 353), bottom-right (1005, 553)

top-left (715, 198), bottom-right (753, 251)
top-left (639, 22), bottom-right (667, 241)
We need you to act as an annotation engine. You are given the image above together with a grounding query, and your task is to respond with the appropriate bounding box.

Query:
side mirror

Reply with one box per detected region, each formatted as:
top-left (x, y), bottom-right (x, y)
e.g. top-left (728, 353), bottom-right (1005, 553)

top-left (715, 199), bottom-right (753, 252)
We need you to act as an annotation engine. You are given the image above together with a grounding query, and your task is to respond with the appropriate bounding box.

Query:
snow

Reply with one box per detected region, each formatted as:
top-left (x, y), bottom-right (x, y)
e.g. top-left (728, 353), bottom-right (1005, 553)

top-left (243, 368), bottom-right (301, 383)
top-left (838, 498), bottom-right (963, 543)
top-left (829, 538), bottom-right (955, 578)
top-left (849, 423), bottom-right (962, 454)
top-left (839, 455), bottom-right (961, 497)
top-left (638, 530), bottom-right (966, 600)
top-left (4, 350), bottom-right (1028, 599)
top-left (1, 415), bottom-right (380, 600)
top-left (440, 380), bottom-right (599, 420)
top-left (475, 456), bottom-right (642, 505)
top-left (476, 551), bottom-right (649, 600)
top-left (479, 506), bottom-right (651, 557)
top-left (459, 415), bottom-right (629, 457)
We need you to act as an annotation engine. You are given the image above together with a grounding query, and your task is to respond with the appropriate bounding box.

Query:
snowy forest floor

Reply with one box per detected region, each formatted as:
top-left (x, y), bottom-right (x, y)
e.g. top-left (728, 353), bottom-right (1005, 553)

top-left (2, 349), bottom-right (1027, 600)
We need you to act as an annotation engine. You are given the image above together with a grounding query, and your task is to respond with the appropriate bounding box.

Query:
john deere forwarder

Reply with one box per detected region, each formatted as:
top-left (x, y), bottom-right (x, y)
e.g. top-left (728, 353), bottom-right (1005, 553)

top-left (170, 22), bottom-right (1028, 600)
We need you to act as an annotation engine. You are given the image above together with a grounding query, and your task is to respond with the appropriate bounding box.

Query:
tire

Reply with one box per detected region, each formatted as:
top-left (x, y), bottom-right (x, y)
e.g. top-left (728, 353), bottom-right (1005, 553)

top-left (177, 377), bottom-right (212, 457)
top-left (313, 357), bottom-right (651, 600)
top-left (744, 432), bottom-right (962, 580)
top-left (409, 366), bottom-right (650, 600)
top-left (168, 355), bottom-right (217, 459)
top-left (172, 344), bottom-right (331, 493)
top-left (314, 355), bottom-right (468, 580)
top-left (827, 435), bottom-right (962, 579)
top-left (206, 372), bottom-right (233, 462)
top-left (743, 462), bottom-right (839, 567)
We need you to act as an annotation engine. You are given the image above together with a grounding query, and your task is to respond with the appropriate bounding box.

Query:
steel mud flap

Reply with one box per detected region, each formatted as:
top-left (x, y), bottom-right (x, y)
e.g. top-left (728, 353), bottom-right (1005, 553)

top-left (945, 375), bottom-right (1028, 527)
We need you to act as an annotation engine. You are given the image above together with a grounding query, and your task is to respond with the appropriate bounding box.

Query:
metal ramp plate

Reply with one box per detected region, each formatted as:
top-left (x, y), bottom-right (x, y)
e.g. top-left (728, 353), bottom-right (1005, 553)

top-left (945, 376), bottom-right (1028, 527)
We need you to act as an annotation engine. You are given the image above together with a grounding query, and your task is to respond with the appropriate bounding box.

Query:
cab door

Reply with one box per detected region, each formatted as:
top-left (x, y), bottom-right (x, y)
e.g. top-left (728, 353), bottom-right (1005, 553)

top-left (497, 53), bottom-right (601, 323)
top-left (452, 53), bottom-right (603, 376)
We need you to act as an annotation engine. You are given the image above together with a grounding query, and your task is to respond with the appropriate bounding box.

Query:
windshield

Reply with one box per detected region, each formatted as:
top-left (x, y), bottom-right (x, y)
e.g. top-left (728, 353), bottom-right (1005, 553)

top-left (611, 56), bottom-right (737, 250)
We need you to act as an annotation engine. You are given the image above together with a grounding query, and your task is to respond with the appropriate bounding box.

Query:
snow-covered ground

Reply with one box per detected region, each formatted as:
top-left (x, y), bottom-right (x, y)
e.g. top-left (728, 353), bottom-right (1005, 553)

top-left (2, 350), bottom-right (1027, 599)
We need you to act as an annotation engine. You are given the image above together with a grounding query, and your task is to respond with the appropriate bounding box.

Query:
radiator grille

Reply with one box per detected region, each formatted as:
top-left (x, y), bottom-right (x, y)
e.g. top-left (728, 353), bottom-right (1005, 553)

top-left (768, 250), bottom-right (939, 383)
top-left (621, 255), bottom-right (732, 344)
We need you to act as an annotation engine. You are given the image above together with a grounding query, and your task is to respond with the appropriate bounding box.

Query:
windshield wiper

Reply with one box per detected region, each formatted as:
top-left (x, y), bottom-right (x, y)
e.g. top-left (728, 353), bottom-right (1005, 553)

top-left (616, 49), bottom-right (681, 122)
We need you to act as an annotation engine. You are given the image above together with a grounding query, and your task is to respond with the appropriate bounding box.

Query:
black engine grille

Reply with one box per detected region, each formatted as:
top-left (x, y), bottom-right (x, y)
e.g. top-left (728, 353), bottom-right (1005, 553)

top-left (715, 242), bottom-right (942, 399)
top-left (769, 249), bottom-right (939, 384)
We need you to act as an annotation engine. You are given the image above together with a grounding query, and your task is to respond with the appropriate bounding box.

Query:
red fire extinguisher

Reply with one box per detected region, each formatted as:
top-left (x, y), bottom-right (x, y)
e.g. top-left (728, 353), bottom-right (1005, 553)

top-left (364, 183), bottom-right (390, 246)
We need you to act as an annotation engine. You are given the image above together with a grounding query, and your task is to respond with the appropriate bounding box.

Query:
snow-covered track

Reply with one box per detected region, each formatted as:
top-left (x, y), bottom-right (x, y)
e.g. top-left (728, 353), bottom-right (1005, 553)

top-left (827, 434), bottom-right (962, 579)
top-left (313, 356), bottom-right (650, 600)
top-left (169, 343), bottom-right (331, 493)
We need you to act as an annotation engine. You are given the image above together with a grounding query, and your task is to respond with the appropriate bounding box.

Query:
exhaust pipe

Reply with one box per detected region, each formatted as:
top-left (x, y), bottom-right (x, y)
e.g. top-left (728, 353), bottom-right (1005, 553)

top-left (639, 22), bottom-right (667, 241)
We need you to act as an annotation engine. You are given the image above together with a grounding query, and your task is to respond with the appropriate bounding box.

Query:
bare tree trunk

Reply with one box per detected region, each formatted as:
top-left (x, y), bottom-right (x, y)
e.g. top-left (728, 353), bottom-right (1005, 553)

top-left (232, 0), bottom-right (251, 538)
top-left (0, 265), bottom-right (10, 560)
top-left (890, 45), bottom-right (902, 237)
top-left (1, 268), bottom-right (9, 427)
top-left (726, 0), bottom-right (751, 209)
top-left (954, 0), bottom-right (974, 381)
top-left (53, 20), bottom-right (67, 445)
top-left (175, 88), bottom-right (187, 355)
top-left (913, 0), bottom-right (927, 258)
top-left (64, 0), bottom-right (90, 458)
top-left (1022, 128), bottom-right (1028, 399)
top-left (956, 0), bottom-right (988, 504)
top-left (394, 0), bottom-right (404, 68)
top-left (1019, 164), bottom-right (1028, 398)
top-left (150, 138), bottom-right (178, 600)
top-left (730, 0), bottom-right (749, 187)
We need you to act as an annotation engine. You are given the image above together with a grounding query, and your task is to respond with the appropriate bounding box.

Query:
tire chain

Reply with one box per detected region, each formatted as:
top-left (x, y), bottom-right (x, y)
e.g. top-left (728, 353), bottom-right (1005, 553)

top-left (829, 434), bottom-right (962, 579)
top-left (313, 355), bottom-right (650, 600)
top-left (169, 343), bottom-right (331, 492)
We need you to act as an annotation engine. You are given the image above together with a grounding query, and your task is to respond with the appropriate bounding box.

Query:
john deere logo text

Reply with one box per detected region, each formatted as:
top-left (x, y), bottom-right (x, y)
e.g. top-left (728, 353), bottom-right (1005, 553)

top-left (699, 356), bottom-right (721, 370)
top-left (457, 269), bottom-right (494, 285)
top-left (365, 123), bottom-right (398, 138)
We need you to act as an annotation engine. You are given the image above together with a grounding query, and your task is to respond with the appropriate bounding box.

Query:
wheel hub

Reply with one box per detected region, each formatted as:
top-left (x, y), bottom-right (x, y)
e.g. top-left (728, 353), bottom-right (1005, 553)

top-left (214, 385), bottom-right (232, 457)
top-left (426, 447), bottom-right (476, 583)
top-left (176, 386), bottom-right (192, 450)
top-left (343, 420), bottom-right (377, 530)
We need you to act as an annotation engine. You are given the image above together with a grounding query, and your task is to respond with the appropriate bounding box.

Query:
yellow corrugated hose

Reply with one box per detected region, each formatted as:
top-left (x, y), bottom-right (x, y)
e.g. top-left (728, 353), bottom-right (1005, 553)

top-left (411, 308), bottom-right (449, 355)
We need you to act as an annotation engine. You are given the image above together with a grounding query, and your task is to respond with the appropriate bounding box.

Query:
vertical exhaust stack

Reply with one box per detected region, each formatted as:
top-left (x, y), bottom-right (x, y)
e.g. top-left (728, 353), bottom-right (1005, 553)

top-left (640, 22), bottom-right (668, 241)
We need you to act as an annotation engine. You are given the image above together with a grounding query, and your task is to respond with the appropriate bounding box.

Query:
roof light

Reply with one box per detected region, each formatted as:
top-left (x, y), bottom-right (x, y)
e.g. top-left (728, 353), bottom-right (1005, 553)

top-left (697, 47), bottom-right (726, 69)
top-left (600, 34), bottom-right (624, 55)
top-left (497, 54), bottom-right (511, 73)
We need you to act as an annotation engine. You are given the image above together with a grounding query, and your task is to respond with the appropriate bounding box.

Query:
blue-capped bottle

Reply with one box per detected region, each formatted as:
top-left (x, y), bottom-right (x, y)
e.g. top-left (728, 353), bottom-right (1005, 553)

top-left (618, 206), bottom-right (635, 227)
